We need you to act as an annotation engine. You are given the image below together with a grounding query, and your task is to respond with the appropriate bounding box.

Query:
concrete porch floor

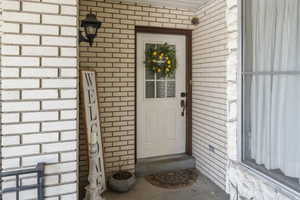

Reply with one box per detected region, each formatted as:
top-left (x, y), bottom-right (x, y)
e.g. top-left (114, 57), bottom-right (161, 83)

top-left (104, 172), bottom-right (229, 200)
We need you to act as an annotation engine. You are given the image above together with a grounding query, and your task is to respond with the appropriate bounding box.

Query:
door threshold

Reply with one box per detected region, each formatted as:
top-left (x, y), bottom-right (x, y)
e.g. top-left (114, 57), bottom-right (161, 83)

top-left (136, 153), bottom-right (195, 177)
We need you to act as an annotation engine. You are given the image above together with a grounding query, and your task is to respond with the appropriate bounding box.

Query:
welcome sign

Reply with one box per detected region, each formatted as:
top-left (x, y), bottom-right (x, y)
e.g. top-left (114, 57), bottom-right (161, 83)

top-left (81, 70), bottom-right (106, 199)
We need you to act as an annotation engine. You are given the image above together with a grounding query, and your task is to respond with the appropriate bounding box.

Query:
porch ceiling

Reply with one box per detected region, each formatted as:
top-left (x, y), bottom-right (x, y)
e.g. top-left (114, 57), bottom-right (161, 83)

top-left (114, 0), bottom-right (209, 11)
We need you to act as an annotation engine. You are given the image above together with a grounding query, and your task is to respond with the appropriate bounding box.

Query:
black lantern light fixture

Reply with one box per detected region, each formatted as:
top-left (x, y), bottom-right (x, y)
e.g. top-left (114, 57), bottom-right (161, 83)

top-left (79, 10), bottom-right (102, 46)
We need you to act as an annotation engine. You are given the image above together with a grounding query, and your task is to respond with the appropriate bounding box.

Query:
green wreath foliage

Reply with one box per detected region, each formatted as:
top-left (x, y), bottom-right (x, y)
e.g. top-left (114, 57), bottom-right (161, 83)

top-left (145, 43), bottom-right (177, 77)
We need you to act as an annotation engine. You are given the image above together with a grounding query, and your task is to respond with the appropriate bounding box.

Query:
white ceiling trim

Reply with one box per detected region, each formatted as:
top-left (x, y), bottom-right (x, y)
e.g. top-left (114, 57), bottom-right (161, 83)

top-left (114, 0), bottom-right (208, 11)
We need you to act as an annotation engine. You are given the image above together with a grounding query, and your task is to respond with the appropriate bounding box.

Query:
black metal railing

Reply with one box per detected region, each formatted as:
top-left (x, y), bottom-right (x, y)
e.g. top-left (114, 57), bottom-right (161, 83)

top-left (0, 163), bottom-right (45, 200)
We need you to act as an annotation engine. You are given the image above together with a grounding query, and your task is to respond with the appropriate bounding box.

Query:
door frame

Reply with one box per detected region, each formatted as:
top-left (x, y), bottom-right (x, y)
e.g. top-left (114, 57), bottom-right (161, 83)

top-left (135, 26), bottom-right (193, 160)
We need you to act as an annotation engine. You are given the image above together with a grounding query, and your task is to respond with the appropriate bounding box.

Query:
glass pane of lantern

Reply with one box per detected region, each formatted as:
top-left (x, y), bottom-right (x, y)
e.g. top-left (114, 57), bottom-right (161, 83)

top-left (86, 26), bottom-right (96, 35)
top-left (145, 81), bottom-right (155, 98)
top-left (167, 81), bottom-right (176, 98)
top-left (156, 81), bottom-right (166, 98)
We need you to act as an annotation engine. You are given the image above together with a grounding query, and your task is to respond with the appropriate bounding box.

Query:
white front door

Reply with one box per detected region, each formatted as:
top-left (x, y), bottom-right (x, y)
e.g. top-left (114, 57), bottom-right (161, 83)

top-left (137, 33), bottom-right (186, 159)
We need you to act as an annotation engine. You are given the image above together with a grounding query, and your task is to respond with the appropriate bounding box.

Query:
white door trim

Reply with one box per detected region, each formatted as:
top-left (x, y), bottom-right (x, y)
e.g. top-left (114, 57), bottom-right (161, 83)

top-left (136, 32), bottom-right (187, 159)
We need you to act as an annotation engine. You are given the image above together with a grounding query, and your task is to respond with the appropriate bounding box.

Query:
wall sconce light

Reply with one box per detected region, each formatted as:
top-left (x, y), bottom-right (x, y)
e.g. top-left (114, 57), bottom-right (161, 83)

top-left (191, 17), bottom-right (200, 25)
top-left (79, 10), bottom-right (102, 46)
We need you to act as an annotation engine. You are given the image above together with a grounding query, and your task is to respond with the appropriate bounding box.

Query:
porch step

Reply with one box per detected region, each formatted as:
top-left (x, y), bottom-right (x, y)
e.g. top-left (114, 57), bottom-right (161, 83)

top-left (135, 154), bottom-right (196, 177)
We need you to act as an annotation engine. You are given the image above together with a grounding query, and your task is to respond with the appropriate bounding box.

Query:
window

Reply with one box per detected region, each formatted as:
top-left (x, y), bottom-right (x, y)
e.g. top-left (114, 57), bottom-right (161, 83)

top-left (242, 0), bottom-right (300, 192)
top-left (145, 43), bottom-right (176, 99)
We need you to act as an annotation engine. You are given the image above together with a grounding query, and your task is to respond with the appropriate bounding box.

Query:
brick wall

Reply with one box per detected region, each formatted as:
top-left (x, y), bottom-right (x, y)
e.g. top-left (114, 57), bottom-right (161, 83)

top-left (191, 0), bottom-right (228, 190)
top-left (0, 0), bottom-right (2, 194)
top-left (0, 0), bottom-right (78, 199)
top-left (79, 0), bottom-right (194, 197)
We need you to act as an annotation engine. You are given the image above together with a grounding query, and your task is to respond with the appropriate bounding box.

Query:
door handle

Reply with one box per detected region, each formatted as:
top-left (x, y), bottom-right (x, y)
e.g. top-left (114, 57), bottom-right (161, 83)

top-left (180, 100), bottom-right (185, 116)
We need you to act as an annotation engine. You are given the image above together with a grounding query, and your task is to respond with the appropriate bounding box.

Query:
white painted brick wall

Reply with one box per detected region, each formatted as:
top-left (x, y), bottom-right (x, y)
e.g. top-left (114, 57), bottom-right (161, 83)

top-left (0, 0), bottom-right (78, 199)
top-left (22, 89), bottom-right (58, 99)
top-left (3, 12), bottom-right (40, 23)
top-left (61, 68), bottom-right (77, 77)
top-left (61, 89), bottom-right (77, 98)
top-left (2, 145), bottom-right (40, 157)
top-left (2, 1), bottom-right (20, 10)
top-left (42, 120), bottom-right (76, 132)
top-left (21, 68), bottom-right (58, 78)
top-left (22, 24), bottom-right (59, 35)
top-left (2, 79), bottom-right (40, 89)
top-left (22, 112), bottom-right (59, 122)
top-left (2, 45), bottom-right (19, 55)
top-left (42, 79), bottom-right (77, 88)
top-left (2, 23), bottom-right (20, 33)
top-left (42, 36), bottom-right (77, 46)
top-left (61, 6), bottom-right (77, 16)
top-left (2, 123), bottom-right (40, 134)
top-left (23, 133), bottom-right (59, 144)
top-left (22, 46), bottom-right (59, 56)
top-left (2, 56), bottom-right (40, 66)
top-left (43, 141), bottom-right (76, 153)
top-left (61, 26), bottom-right (77, 36)
top-left (42, 100), bottom-right (77, 110)
top-left (2, 101), bottom-right (40, 112)
top-left (1, 113), bottom-right (19, 123)
top-left (61, 131), bottom-right (77, 141)
top-left (1, 68), bottom-right (19, 77)
top-left (42, 57), bottom-right (77, 67)
top-left (2, 136), bottom-right (20, 145)
top-left (61, 47), bottom-right (77, 57)
top-left (2, 158), bottom-right (20, 169)
top-left (61, 110), bottom-right (77, 120)
top-left (61, 152), bottom-right (77, 162)
top-left (2, 34), bottom-right (40, 45)
top-left (42, 15), bottom-right (77, 25)
top-left (23, 2), bottom-right (59, 14)
top-left (1, 90), bottom-right (20, 100)
top-left (22, 154), bottom-right (59, 167)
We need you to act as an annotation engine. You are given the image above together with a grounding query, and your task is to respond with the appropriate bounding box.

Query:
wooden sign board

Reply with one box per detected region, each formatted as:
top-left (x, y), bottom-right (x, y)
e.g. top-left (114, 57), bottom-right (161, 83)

top-left (81, 70), bottom-right (106, 197)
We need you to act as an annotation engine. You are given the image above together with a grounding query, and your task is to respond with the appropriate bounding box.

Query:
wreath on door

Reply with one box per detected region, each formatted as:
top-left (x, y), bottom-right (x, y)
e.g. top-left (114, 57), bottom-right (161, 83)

top-left (145, 43), bottom-right (177, 77)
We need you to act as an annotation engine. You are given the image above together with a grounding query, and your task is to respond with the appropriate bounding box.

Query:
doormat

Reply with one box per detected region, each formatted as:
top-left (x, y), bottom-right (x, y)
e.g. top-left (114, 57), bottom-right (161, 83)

top-left (145, 169), bottom-right (198, 189)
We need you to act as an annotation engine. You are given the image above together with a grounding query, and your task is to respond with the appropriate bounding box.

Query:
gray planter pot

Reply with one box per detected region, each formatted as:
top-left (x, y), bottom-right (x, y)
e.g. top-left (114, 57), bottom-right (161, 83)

top-left (108, 171), bottom-right (136, 193)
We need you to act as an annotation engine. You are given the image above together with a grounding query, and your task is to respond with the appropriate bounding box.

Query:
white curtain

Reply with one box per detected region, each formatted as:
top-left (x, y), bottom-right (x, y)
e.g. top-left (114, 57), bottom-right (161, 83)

top-left (248, 0), bottom-right (300, 179)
